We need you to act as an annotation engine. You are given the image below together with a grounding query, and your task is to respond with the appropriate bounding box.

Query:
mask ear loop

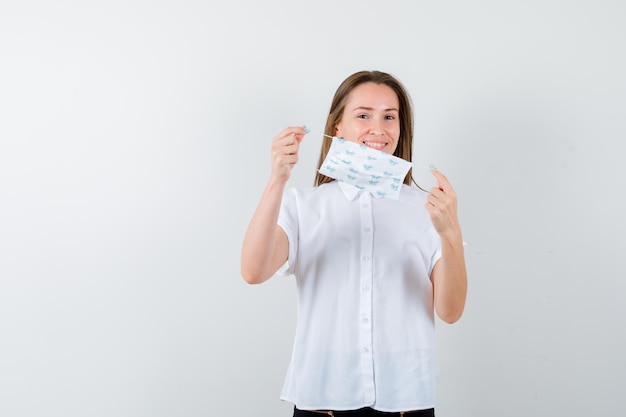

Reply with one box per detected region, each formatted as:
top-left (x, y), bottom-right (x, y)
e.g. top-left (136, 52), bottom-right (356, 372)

top-left (411, 176), bottom-right (429, 193)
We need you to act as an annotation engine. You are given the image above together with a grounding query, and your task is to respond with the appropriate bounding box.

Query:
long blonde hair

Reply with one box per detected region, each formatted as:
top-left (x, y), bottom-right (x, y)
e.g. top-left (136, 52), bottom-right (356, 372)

top-left (314, 70), bottom-right (416, 187)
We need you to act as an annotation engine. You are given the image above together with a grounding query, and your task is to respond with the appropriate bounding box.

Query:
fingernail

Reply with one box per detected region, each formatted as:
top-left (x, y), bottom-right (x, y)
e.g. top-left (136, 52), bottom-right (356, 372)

top-left (429, 163), bottom-right (437, 170)
top-left (303, 125), bottom-right (311, 133)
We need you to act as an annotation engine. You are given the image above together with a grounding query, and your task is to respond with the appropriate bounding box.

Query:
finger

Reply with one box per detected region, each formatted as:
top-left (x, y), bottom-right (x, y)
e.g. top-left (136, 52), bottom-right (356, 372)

top-left (426, 192), bottom-right (440, 207)
top-left (285, 142), bottom-right (300, 156)
top-left (274, 135), bottom-right (301, 152)
top-left (278, 153), bottom-right (299, 166)
top-left (272, 149), bottom-right (299, 168)
top-left (293, 131), bottom-right (305, 144)
top-left (428, 186), bottom-right (446, 201)
top-left (273, 141), bottom-right (300, 159)
top-left (429, 169), bottom-right (446, 190)
top-left (426, 191), bottom-right (435, 206)
top-left (277, 126), bottom-right (309, 143)
top-left (430, 169), bottom-right (455, 194)
top-left (427, 188), bottom-right (454, 212)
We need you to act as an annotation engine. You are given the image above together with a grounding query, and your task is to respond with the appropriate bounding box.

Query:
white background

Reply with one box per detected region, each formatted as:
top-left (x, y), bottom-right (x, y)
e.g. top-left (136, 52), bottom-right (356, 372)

top-left (1, 1), bottom-right (625, 416)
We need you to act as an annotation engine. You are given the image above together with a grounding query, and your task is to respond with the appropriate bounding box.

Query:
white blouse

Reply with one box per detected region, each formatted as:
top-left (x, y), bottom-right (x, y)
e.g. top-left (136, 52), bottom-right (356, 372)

top-left (277, 181), bottom-right (442, 412)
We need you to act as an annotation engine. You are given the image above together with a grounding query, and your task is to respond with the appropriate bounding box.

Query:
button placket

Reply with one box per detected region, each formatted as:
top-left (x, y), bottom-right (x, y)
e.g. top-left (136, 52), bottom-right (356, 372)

top-left (358, 191), bottom-right (375, 401)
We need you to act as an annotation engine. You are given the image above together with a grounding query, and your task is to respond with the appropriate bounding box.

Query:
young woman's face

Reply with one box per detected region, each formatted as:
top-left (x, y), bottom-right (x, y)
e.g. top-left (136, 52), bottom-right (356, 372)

top-left (335, 82), bottom-right (400, 155)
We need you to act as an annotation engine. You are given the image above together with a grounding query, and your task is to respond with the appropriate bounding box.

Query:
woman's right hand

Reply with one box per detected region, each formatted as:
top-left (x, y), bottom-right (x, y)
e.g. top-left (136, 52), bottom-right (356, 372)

top-left (270, 126), bottom-right (309, 182)
top-left (241, 126), bottom-right (308, 284)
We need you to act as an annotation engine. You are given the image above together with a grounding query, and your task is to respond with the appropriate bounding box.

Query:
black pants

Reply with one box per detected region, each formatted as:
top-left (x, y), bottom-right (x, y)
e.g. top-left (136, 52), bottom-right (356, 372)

top-left (293, 407), bottom-right (435, 417)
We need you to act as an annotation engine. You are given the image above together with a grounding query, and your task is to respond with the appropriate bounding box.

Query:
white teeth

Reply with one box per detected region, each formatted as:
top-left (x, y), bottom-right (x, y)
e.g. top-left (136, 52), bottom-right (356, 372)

top-left (364, 142), bottom-right (386, 149)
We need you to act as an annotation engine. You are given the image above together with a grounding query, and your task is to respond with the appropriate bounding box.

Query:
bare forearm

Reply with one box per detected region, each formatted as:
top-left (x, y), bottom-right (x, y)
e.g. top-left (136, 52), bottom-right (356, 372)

top-left (241, 126), bottom-right (307, 284)
top-left (433, 232), bottom-right (467, 324)
top-left (240, 178), bottom-right (288, 284)
top-left (425, 169), bottom-right (467, 323)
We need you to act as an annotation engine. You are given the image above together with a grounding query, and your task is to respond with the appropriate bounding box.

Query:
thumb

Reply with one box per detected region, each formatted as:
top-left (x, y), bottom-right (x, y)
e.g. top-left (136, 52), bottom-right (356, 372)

top-left (294, 125), bottom-right (310, 143)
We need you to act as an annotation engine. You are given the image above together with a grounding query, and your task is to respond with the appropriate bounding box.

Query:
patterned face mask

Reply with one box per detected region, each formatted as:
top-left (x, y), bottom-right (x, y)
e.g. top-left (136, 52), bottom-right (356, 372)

top-left (318, 136), bottom-right (412, 199)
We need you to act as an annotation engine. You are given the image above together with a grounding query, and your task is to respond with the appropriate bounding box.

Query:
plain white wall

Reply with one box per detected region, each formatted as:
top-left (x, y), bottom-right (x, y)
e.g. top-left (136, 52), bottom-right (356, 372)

top-left (1, 1), bottom-right (625, 416)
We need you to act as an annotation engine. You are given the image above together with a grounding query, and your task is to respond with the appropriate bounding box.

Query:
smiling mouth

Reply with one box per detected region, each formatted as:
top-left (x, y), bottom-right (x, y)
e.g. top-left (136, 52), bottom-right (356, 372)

top-left (363, 141), bottom-right (387, 150)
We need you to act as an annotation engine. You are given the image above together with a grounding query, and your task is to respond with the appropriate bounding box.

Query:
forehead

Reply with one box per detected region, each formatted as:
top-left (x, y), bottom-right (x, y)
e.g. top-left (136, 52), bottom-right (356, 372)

top-left (345, 82), bottom-right (399, 108)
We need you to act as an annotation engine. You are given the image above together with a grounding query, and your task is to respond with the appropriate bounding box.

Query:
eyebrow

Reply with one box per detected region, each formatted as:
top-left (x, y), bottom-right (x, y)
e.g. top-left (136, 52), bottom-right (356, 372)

top-left (351, 106), bottom-right (399, 112)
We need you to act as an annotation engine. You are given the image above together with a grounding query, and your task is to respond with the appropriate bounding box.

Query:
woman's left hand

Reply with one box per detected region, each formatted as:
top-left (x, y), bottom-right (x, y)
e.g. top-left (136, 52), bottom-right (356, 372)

top-left (425, 169), bottom-right (461, 240)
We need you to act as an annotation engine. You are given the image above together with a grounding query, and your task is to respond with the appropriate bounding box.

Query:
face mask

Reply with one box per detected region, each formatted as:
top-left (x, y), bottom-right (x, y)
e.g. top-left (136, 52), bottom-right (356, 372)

top-left (318, 136), bottom-right (411, 199)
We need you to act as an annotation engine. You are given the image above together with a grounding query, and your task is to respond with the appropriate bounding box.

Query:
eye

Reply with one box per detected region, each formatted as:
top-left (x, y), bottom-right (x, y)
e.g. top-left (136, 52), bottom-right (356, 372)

top-left (357, 114), bottom-right (369, 119)
top-left (385, 114), bottom-right (396, 120)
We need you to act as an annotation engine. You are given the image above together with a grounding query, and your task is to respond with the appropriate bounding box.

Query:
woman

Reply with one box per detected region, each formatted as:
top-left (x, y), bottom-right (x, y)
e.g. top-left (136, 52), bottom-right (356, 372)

top-left (241, 70), bottom-right (467, 416)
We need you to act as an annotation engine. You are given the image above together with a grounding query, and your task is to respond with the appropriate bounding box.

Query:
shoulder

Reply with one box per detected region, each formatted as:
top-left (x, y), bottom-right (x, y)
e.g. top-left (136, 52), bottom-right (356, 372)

top-left (284, 182), bottom-right (339, 199)
top-left (283, 183), bottom-right (348, 215)
top-left (280, 183), bottom-right (341, 221)
top-left (398, 184), bottom-right (429, 205)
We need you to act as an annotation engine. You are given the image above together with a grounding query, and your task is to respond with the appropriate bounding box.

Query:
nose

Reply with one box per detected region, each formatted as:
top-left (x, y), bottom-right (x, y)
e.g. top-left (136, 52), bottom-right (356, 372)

top-left (370, 118), bottom-right (384, 136)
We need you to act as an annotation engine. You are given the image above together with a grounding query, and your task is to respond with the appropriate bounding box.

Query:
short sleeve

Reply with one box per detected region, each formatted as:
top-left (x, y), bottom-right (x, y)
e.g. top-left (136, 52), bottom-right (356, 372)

top-left (429, 240), bottom-right (468, 276)
top-left (429, 248), bottom-right (442, 277)
top-left (276, 187), bottom-right (299, 276)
